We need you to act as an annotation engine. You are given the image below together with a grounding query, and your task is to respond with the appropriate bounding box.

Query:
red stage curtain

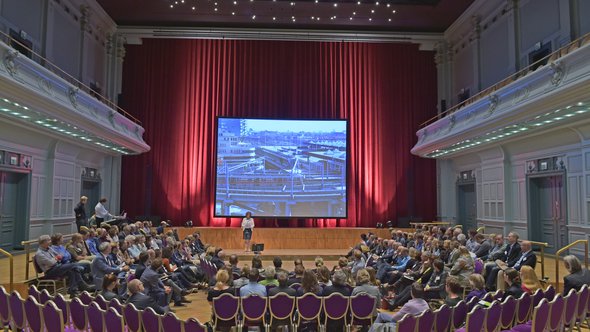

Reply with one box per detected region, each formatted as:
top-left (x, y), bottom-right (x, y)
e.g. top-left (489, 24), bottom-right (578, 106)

top-left (120, 39), bottom-right (437, 228)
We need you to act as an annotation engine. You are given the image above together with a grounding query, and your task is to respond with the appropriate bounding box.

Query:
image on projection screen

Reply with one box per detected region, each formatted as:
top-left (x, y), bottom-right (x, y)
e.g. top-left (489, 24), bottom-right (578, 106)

top-left (214, 118), bottom-right (348, 218)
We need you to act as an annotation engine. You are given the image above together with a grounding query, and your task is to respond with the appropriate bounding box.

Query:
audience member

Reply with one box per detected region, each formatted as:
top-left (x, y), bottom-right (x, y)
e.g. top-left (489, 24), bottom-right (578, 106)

top-left (288, 264), bottom-right (305, 285)
top-left (322, 270), bottom-right (351, 297)
top-left (520, 265), bottom-right (542, 294)
top-left (127, 279), bottom-right (168, 314)
top-left (207, 270), bottom-right (234, 303)
top-left (297, 270), bottom-right (323, 296)
top-left (259, 266), bottom-right (278, 287)
top-left (352, 269), bottom-right (381, 315)
top-left (268, 272), bottom-right (297, 296)
top-left (240, 269), bottom-right (267, 297)
top-left (370, 283), bottom-right (429, 329)
top-left (101, 273), bottom-right (121, 301)
top-left (502, 268), bottom-right (524, 301)
top-left (444, 276), bottom-right (463, 307)
top-left (465, 274), bottom-right (486, 301)
top-left (563, 255), bottom-right (590, 294)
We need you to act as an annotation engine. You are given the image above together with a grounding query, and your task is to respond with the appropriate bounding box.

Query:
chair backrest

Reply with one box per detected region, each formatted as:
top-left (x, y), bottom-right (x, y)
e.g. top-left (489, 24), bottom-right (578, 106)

top-left (79, 291), bottom-right (93, 305)
top-left (499, 296), bottom-right (517, 329)
top-left (162, 312), bottom-right (184, 331)
top-left (42, 301), bottom-right (64, 332)
top-left (184, 318), bottom-right (207, 332)
top-left (142, 307), bottom-right (161, 332)
top-left (544, 285), bottom-right (556, 301)
top-left (349, 293), bottom-right (376, 321)
top-left (241, 294), bottom-right (267, 322)
top-left (450, 300), bottom-right (468, 330)
top-left (482, 292), bottom-right (494, 302)
top-left (95, 294), bottom-right (108, 310)
top-left (323, 293), bottom-right (349, 322)
top-left (433, 305), bottom-right (451, 332)
top-left (24, 296), bottom-right (43, 332)
top-left (39, 289), bottom-right (52, 304)
top-left (28, 285), bottom-right (40, 301)
top-left (464, 305), bottom-right (485, 331)
top-left (547, 294), bottom-right (564, 331)
top-left (9, 291), bottom-right (26, 330)
top-left (576, 285), bottom-right (589, 322)
top-left (492, 290), bottom-right (504, 301)
top-left (397, 314), bottom-right (417, 332)
top-left (123, 303), bottom-right (142, 332)
top-left (87, 302), bottom-right (106, 332)
top-left (69, 297), bottom-right (88, 330)
top-left (212, 293), bottom-right (240, 322)
top-left (53, 293), bottom-right (69, 325)
top-left (105, 307), bottom-right (125, 332)
top-left (515, 292), bottom-right (532, 324)
top-left (466, 296), bottom-right (479, 310)
top-left (108, 298), bottom-right (123, 314)
top-left (416, 309), bottom-right (435, 332)
top-left (532, 288), bottom-right (545, 307)
top-left (563, 289), bottom-right (579, 327)
top-left (268, 293), bottom-right (296, 322)
top-left (296, 293), bottom-right (323, 321)
top-left (485, 300), bottom-right (502, 332)
top-left (0, 286), bottom-right (10, 324)
top-left (531, 299), bottom-right (550, 332)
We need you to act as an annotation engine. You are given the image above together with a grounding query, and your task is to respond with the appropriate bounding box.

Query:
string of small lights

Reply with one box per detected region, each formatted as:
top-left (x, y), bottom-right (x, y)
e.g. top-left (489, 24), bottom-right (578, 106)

top-left (166, 0), bottom-right (398, 24)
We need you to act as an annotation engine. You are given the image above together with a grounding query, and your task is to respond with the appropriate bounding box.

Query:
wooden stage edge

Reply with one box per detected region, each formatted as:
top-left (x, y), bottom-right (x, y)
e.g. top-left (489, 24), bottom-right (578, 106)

top-left (176, 227), bottom-right (394, 250)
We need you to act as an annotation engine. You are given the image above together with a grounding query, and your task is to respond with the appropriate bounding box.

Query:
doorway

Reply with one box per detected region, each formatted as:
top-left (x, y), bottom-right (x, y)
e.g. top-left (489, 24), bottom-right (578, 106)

top-left (0, 170), bottom-right (30, 250)
top-left (527, 172), bottom-right (567, 254)
top-left (81, 180), bottom-right (100, 219)
top-left (457, 182), bottom-right (477, 231)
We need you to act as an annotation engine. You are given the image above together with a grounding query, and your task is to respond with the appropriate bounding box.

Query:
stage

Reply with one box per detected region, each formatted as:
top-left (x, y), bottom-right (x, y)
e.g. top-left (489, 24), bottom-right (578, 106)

top-left (176, 227), bottom-right (393, 250)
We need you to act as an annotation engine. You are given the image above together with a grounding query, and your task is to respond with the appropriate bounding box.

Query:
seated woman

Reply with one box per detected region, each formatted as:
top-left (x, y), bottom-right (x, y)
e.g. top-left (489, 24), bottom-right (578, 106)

top-left (207, 270), bottom-right (234, 303)
top-left (317, 266), bottom-right (332, 287)
top-left (101, 273), bottom-right (121, 301)
top-left (259, 266), bottom-right (278, 287)
top-left (465, 274), bottom-right (487, 301)
top-left (233, 265), bottom-right (251, 289)
top-left (520, 265), bottom-right (541, 294)
top-left (450, 246), bottom-right (474, 287)
top-left (352, 269), bottom-right (381, 316)
top-left (297, 270), bottom-right (323, 296)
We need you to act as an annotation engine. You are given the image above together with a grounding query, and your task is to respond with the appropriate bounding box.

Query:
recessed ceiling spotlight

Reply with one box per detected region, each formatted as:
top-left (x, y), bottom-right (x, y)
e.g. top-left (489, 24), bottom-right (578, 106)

top-left (353, 11), bottom-right (356, 15)
top-left (231, 11), bottom-right (235, 15)
top-left (290, 2), bottom-right (295, 5)
top-left (315, 0), bottom-right (318, 2)
top-left (214, 7), bottom-right (218, 11)
top-left (252, 15), bottom-right (256, 19)
top-left (311, 16), bottom-right (315, 19)
top-left (357, 1), bottom-right (361, 4)
top-left (369, 17), bottom-right (372, 21)
top-left (371, 9), bottom-right (374, 13)
top-left (192, 6), bottom-right (195, 10)
top-left (333, 3), bottom-right (337, 7)
top-left (386, 3), bottom-right (390, 7)
top-left (233, 1), bottom-right (237, 4)
top-left (170, 4), bottom-right (174, 8)
top-left (273, 16), bottom-right (276, 20)
top-left (392, 9), bottom-right (396, 13)
top-left (317, 17), bottom-right (320, 20)
top-left (214, 2), bottom-right (217, 5)
top-left (375, 1), bottom-right (379, 5)
top-left (388, 18), bottom-right (391, 21)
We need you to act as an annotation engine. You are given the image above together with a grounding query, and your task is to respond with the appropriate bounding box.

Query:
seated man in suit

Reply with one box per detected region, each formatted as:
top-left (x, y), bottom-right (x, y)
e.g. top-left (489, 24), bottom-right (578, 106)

top-left (140, 258), bottom-right (182, 307)
top-left (127, 279), bottom-right (168, 314)
top-left (268, 272), bottom-right (297, 296)
top-left (91, 242), bottom-right (129, 293)
top-left (496, 240), bottom-right (537, 290)
top-left (563, 255), bottom-right (590, 295)
top-left (485, 231), bottom-right (522, 290)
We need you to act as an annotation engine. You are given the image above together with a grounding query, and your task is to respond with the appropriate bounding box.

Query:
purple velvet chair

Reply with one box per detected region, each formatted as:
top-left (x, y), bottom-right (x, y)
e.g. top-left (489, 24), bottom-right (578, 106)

top-left (184, 317), bottom-right (207, 332)
top-left (466, 296), bottom-right (479, 310)
top-left (79, 291), bottom-right (94, 305)
top-left (547, 294), bottom-right (564, 331)
top-left (456, 305), bottom-right (485, 332)
top-left (123, 303), bottom-right (143, 332)
top-left (24, 296), bottom-right (43, 332)
top-left (161, 312), bottom-right (183, 331)
top-left (211, 293), bottom-right (240, 331)
top-left (450, 300), bottom-right (468, 330)
top-left (349, 293), bottom-right (377, 329)
top-left (39, 289), bottom-right (52, 304)
top-left (95, 294), bottom-right (108, 310)
top-left (296, 293), bottom-right (323, 330)
top-left (416, 309), bottom-right (435, 332)
top-left (485, 300), bottom-right (502, 332)
top-left (493, 290), bottom-right (504, 301)
top-left (53, 293), bottom-right (70, 328)
top-left (242, 294), bottom-right (268, 329)
top-left (108, 298), bottom-right (123, 314)
top-left (532, 288), bottom-right (544, 307)
top-left (28, 285), bottom-right (41, 301)
top-left (142, 307), bottom-right (161, 332)
top-left (88, 302), bottom-right (106, 332)
top-left (514, 293), bottom-right (532, 325)
top-left (323, 293), bottom-right (349, 330)
top-left (544, 285), bottom-right (556, 301)
top-left (499, 296), bottom-right (517, 330)
top-left (482, 292), bottom-right (494, 302)
top-left (42, 301), bottom-right (65, 332)
top-left (397, 314), bottom-right (417, 331)
top-left (69, 297), bottom-right (88, 331)
top-left (433, 304), bottom-right (451, 332)
top-left (269, 293), bottom-right (296, 331)
top-left (563, 289), bottom-right (579, 329)
top-left (290, 283), bottom-right (302, 292)
top-left (0, 286), bottom-right (10, 328)
top-left (105, 307), bottom-right (125, 332)
top-left (510, 298), bottom-right (550, 332)
top-left (9, 291), bottom-right (26, 331)
top-left (575, 285), bottom-right (589, 330)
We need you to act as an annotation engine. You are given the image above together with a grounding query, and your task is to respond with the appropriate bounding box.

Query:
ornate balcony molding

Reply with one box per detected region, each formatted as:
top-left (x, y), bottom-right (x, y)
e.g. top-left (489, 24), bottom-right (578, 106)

top-left (0, 40), bottom-right (149, 155)
top-left (412, 41), bottom-right (590, 158)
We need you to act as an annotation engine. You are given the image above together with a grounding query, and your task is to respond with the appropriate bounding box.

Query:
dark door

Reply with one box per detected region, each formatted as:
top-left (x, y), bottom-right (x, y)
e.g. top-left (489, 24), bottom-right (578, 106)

top-left (528, 174), bottom-right (566, 254)
top-left (0, 171), bottom-right (29, 249)
top-left (81, 180), bottom-right (100, 218)
top-left (457, 183), bottom-right (477, 231)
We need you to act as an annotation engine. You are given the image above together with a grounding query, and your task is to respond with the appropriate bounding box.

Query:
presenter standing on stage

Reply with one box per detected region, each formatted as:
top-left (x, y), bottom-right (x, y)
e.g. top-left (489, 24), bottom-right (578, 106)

top-left (241, 212), bottom-right (254, 252)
